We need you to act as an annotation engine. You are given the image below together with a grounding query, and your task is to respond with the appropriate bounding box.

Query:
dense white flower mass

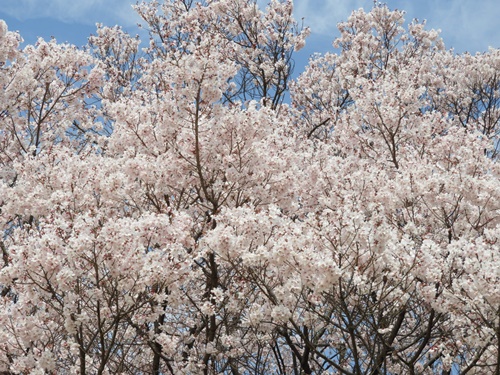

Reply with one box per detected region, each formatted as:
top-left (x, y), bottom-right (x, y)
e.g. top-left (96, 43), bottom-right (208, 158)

top-left (1, 1), bottom-right (500, 374)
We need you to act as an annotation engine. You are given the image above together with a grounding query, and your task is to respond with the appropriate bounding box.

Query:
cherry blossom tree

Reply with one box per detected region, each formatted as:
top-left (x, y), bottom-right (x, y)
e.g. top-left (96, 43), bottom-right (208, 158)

top-left (291, 6), bottom-right (500, 374)
top-left (1, 2), bottom-right (500, 374)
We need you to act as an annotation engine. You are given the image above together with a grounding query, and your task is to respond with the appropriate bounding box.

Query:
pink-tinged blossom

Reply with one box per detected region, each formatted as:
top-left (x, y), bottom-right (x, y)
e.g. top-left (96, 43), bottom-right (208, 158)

top-left (1, 2), bottom-right (500, 374)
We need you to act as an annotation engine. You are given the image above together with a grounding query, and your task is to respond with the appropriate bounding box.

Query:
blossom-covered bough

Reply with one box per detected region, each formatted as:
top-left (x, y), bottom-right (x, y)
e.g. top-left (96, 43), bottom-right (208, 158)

top-left (1, 2), bottom-right (500, 374)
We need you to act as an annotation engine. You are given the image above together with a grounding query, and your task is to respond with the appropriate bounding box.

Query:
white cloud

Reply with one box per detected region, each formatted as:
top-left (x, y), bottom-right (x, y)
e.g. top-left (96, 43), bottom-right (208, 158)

top-left (422, 0), bottom-right (500, 52)
top-left (293, 0), bottom-right (500, 53)
top-left (294, 0), bottom-right (370, 36)
top-left (1, 0), bottom-right (140, 27)
top-left (2, 0), bottom-right (498, 53)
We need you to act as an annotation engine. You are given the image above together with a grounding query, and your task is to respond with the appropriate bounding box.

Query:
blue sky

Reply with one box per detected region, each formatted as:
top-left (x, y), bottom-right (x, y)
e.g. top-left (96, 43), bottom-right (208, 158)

top-left (0, 0), bottom-right (499, 75)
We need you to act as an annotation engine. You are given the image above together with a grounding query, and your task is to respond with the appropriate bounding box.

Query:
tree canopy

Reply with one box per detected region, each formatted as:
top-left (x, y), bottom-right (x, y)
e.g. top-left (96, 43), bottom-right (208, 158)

top-left (1, 1), bottom-right (500, 374)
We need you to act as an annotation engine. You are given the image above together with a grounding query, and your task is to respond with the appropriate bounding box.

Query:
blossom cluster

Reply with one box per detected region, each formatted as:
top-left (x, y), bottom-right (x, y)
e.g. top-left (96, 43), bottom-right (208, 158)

top-left (1, 2), bottom-right (500, 374)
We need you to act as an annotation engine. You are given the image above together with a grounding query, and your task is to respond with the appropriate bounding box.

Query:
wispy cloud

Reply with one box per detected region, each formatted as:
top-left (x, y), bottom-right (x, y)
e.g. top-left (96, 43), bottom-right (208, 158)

top-left (293, 0), bottom-right (500, 52)
top-left (1, 0), bottom-right (140, 27)
top-left (2, 0), bottom-right (498, 53)
top-left (294, 0), bottom-right (370, 37)
top-left (423, 0), bottom-right (500, 52)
